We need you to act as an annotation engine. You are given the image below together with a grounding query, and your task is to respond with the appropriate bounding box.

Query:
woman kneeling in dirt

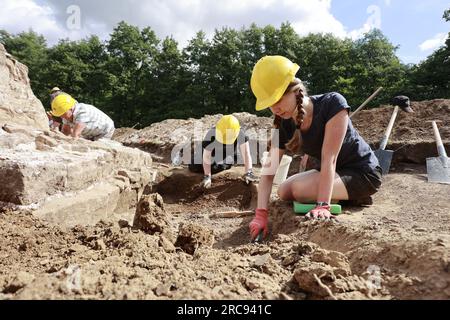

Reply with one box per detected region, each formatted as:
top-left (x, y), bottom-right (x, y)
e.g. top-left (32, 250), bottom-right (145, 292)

top-left (249, 56), bottom-right (382, 241)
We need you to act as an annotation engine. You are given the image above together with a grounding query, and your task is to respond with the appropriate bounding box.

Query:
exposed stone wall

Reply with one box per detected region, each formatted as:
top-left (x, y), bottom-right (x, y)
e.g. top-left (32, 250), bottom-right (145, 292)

top-left (0, 44), bottom-right (48, 131)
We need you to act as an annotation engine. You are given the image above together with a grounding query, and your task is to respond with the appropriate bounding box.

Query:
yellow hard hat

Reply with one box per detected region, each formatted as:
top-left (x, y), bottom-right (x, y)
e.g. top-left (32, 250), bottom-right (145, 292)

top-left (251, 56), bottom-right (300, 111)
top-left (215, 115), bottom-right (241, 145)
top-left (51, 93), bottom-right (76, 117)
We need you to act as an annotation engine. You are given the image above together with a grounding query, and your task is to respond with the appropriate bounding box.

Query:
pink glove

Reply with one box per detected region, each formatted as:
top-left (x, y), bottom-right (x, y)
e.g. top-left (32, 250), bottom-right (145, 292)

top-left (249, 209), bottom-right (269, 241)
top-left (306, 204), bottom-right (336, 220)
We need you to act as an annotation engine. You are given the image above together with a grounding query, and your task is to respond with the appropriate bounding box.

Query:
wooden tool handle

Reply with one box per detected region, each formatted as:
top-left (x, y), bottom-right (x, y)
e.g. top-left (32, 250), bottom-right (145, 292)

top-left (432, 121), bottom-right (447, 158)
top-left (350, 87), bottom-right (383, 119)
top-left (211, 210), bottom-right (254, 219)
top-left (379, 106), bottom-right (399, 151)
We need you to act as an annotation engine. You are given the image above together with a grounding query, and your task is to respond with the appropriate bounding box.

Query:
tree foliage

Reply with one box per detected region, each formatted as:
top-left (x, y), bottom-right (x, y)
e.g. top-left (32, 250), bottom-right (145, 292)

top-left (1, 19), bottom-right (448, 128)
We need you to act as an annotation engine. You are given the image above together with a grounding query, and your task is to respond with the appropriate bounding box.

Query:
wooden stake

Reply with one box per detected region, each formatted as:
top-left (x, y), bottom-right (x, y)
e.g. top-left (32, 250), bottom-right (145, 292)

top-left (210, 210), bottom-right (254, 219)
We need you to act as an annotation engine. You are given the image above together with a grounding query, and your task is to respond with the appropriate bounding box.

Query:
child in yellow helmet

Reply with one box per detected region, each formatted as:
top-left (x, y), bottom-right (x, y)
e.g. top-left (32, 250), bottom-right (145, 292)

top-left (51, 93), bottom-right (115, 141)
top-left (249, 56), bottom-right (382, 241)
top-left (188, 115), bottom-right (258, 188)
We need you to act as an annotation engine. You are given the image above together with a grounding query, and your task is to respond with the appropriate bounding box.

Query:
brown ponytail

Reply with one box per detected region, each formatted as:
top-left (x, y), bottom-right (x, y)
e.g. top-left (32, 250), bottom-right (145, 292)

top-left (283, 79), bottom-right (308, 153)
top-left (269, 79), bottom-right (308, 153)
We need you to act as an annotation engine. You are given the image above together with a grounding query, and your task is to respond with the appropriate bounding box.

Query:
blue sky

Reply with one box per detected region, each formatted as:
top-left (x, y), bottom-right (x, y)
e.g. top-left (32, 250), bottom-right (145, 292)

top-left (331, 0), bottom-right (449, 63)
top-left (1, 0), bottom-right (449, 64)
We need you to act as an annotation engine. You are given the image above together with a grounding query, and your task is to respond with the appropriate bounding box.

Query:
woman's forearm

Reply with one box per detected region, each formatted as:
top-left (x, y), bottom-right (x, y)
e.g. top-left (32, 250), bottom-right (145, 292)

top-left (317, 158), bottom-right (337, 203)
top-left (257, 148), bottom-right (283, 209)
top-left (203, 149), bottom-right (213, 176)
top-left (240, 142), bottom-right (253, 172)
top-left (257, 174), bottom-right (275, 209)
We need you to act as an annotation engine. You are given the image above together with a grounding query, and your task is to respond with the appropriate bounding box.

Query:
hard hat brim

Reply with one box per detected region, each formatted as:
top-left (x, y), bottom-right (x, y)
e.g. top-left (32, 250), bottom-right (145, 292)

top-left (51, 109), bottom-right (66, 117)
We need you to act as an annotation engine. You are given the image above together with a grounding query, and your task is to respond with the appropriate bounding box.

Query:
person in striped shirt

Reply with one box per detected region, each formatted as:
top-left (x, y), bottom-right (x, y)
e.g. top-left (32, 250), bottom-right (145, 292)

top-left (51, 93), bottom-right (115, 141)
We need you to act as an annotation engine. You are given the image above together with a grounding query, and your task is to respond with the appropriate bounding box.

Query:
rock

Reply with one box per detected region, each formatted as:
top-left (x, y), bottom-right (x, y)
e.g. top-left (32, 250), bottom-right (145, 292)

top-left (94, 239), bottom-right (107, 251)
top-left (0, 44), bottom-right (48, 130)
top-left (279, 292), bottom-right (294, 300)
top-left (294, 262), bottom-right (338, 298)
top-left (310, 249), bottom-right (351, 277)
top-left (133, 194), bottom-right (171, 235)
top-left (0, 58), bottom-right (153, 227)
top-left (118, 170), bottom-right (140, 184)
top-left (253, 254), bottom-right (271, 267)
top-left (444, 287), bottom-right (450, 297)
top-left (34, 134), bottom-right (58, 150)
top-left (159, 235), bottom-right (176, 253)
top-left (175, 223), bottom-right (215, 255)
top-left (118, 219), bottom-right (130, 228)
top-left (69, 244), bottom-right (85, 253)
top-left (155, 284), bottom-right (171, 297)
top-left (281, 255), bottom-right (297, 267)
top-left (243, 278), bottom-right (260, 291)
top-left (3, 272), bottom-right (35, 294)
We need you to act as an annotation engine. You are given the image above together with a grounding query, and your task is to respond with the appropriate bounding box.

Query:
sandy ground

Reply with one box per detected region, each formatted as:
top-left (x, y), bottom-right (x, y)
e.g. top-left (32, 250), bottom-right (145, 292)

top-left (1, 163), bottom-right (449, 300)
top-left (1, 99), bottom-right (449, 300)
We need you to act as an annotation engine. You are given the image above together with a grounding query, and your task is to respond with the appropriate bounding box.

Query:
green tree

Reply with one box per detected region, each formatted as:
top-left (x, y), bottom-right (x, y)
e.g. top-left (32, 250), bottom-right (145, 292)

top-left (45, 36), bottom-right (110, 108)
top-left (345, 29), bottom-right (406, 107)
top-left (182, 31), bottom-right (214, 118)
top-left (406, 9), bottom-right (450, 99)
top-left (143, 36), bottom-right (187, 122)
top-left (106, 22), bottom-right (159, 127)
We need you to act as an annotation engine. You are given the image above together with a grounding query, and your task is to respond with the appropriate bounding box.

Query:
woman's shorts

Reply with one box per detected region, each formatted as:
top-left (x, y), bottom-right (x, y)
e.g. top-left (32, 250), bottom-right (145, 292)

top-left (337, 166), bottom-right (382, 200)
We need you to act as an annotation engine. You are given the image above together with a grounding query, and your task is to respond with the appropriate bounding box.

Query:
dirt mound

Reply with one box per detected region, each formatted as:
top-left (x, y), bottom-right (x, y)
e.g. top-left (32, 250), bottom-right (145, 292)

top-left (114, 113), bottom-right (273, 162)
top-left (154, 169), bottom-right (256, 211)
top-left (175, 223), bottom-right (215, 255)
top-left (1, 164), bottom-right (449, 300)
top-left (133, 194), bottom-right (172, 235)
top-left (293, 246), bottom-right (383, 300)
top-left (115, 99), bottom-right (450, 166)
top-left (352, 99), bottom-right (450, 164)
top-left (352, 99), bottom-right (450, 143)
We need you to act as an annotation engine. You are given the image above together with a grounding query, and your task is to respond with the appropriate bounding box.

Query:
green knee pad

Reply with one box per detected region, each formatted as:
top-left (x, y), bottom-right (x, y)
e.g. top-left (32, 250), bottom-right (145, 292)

top-left (293, 202), bottom-right (342, 215)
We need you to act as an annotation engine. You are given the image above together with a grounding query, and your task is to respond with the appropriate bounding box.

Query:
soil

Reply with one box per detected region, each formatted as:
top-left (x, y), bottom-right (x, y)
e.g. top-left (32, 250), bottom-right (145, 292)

top-left (1, 99), bottom-right (450, 300)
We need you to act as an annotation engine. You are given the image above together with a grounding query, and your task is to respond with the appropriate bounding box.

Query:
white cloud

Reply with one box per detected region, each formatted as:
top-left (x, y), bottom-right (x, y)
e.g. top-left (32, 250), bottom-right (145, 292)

top-left (0, 0), bottom-right (386, 46)
top-left (384, 0), bottom-right (392, 6)
top-left (419, 33), bottom-right (448, 51)
top-left (0, 0), bottom-right (59, 35)
top-left (348, 5), bottom-right (382, 40)
top-left (0, 0), bottom-right (108, 45)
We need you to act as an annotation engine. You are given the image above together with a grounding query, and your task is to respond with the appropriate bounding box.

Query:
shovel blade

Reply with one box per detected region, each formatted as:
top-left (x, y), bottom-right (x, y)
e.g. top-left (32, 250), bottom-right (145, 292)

top-left (374, 149), bottom-right (394, 175)
top-left (427, 157), bottom-right (450, 185)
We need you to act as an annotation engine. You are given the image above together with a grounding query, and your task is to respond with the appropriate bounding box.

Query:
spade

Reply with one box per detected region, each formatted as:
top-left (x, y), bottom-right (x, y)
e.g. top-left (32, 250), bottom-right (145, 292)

top-left (374, 106), bottom-right (399, 175)
top-left (426, 121), bottom-right (450, 185)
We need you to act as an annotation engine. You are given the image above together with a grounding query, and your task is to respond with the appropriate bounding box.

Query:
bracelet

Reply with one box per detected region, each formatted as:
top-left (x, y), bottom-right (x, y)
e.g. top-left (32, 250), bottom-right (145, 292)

top-left (316, 202), bottom-right (330, 207)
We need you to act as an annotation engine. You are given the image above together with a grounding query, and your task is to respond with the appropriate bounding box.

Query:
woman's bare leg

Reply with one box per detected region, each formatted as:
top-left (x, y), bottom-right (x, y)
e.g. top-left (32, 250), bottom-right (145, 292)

top-left (277, 170), bottom-right (349, 203)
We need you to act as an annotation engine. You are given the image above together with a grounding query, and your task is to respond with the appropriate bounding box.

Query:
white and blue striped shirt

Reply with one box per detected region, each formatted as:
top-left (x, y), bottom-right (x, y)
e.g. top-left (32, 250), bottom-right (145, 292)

top-left (64, 103), bottom-right (115, 140)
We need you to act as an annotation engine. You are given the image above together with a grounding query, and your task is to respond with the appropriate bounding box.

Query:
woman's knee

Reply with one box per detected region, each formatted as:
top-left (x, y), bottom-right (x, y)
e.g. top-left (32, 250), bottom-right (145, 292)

top-left (277, 183), bottom-right (292, 201)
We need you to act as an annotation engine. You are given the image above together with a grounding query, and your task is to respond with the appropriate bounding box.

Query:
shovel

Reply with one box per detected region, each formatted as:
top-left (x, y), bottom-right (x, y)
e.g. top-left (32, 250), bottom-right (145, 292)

top-left (374, 106), bottom-right (399, 175)
top-left (426, 121), bottom-right (450, 185)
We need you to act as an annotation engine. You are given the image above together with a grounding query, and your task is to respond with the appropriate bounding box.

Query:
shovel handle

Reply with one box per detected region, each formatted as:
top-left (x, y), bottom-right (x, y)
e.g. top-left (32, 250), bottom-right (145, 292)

top-left (350, 87), bottom-right (383, 119)
top-left (379, 106), bottom-right (399, 151)
top-left (432, 121), bottom-right (448, 158)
